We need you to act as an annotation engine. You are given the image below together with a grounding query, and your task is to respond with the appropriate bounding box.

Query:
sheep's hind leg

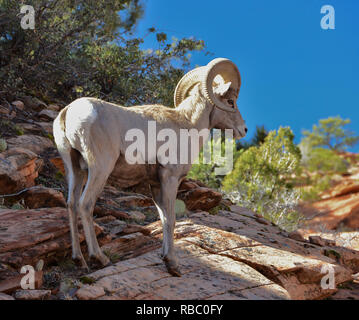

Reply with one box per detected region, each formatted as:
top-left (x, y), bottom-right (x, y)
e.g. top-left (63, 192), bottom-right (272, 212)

top-left (151, 173), bottom-right (180, 277)
top-left (78, 162), bottom-right (116, 267)
top-left (62, 150), bottom-right (88, 269)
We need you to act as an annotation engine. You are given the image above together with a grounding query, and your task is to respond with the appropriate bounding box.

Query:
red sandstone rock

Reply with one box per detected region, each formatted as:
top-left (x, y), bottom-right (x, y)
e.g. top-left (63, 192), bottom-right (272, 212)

top-left (6, 134), bottom-right (54, 155)
top-left (0, 271), bottom-right (43, 294)
top-left (23, 186), bottom-right (66, 209)
top-left (0, 208), bottom-right (106, 271)
top-left (115, 195), bottom-right (154, 208)
top-left (11, 101), bottom-right (24, 110)
top-left (47, 104), bottom-right (61, 111)
top-left (0, 147), bottom-right (41, 194)
top-left (76, 285), bottom-right (105, 300)
top-left (14, 289), bottom-right (51, 300)
top-left (76, 209), bottom-right (359, 300)
top-left (299, 193), bottom-right (359, 230)
top-left (0, 292), bottom-right (14, 300)
top-left (38, 109), bottom-right (59, 121)
top-left (21, 96), bottom-right (47, 111)
top-left (49, 157), bottom-right (65, 174)
top-left (324, 179), bottom-right (359, 199)
top-left (178, 184), bottom-right (222, 211)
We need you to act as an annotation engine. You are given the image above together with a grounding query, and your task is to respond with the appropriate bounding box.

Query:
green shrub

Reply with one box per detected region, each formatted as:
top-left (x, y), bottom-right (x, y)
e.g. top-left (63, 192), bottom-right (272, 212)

top-left (299, 142), bottom-right (349, 201)
top-left (304, 148), bottom-right (348, 174)
top-left (174, 199), bottom-right (187, 219)
top-left (14, 125), bottom-right (24, 136)
top-left (79, 276), bottom-right (96, 285)
top-left (222, 127), bottom-right (303, 232)
top-left (301, 175), bottom-right (332, 201)
top-left (302, 116), bottom-right (359, 152)
top-left (0, 138), bottom-right (7, 152)
top-left (187, 162), bottom-right (221, 189)
top-left (188, 126), bottom-right (268, 189)
top-left (0, 120), bottom-right (24, 137)
top-left (11, 202), bottom-right (25, 210)
top-left (55, 171), bottom-right (64, 180)
top-left (0, 1), bottom-right (205, 106)
top-left (188, 137), bottom-right (237, 189)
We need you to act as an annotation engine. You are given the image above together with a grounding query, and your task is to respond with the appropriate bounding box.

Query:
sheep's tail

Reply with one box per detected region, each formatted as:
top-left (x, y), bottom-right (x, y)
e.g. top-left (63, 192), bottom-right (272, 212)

top-left (53, 105), bottom-right (76, 204)
top-left (53, 105), bottom-right (71, 155)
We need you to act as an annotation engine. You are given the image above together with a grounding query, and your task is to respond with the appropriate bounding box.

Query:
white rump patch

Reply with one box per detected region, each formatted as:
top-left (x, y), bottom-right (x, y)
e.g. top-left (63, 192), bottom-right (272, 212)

top-left (65, 98), bottom-right (98, 154)
top-left (66, 99), bottom-right (97, 133)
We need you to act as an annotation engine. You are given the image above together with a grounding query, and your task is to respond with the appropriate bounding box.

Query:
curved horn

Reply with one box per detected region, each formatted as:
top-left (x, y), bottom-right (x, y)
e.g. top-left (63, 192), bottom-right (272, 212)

top-left (174, 66), bottom-right (206, 108)
top-left (174, 58), bottom-right (241, 112)
top-left (201, 58), bottom-right (241, 112)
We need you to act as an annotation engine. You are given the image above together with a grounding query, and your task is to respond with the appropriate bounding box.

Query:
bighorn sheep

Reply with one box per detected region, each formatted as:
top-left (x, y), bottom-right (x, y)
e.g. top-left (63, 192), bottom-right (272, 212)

top-left (53, 58), bottom-right (247, 276)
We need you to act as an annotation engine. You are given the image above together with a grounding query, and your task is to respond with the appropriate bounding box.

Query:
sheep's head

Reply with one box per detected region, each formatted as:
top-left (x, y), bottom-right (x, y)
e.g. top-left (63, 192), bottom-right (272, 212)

top-left (174, 58), bottom-right (247, 139)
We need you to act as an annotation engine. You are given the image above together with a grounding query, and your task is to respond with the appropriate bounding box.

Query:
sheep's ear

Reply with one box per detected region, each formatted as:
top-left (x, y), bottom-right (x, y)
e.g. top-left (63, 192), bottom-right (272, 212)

top-left (213, 81), bottom-right (232, 97)
top-left (213, 74), bottom-right (225, 86)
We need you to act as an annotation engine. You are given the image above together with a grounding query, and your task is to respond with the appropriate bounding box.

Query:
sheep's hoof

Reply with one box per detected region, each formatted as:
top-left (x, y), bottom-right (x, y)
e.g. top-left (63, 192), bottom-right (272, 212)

top-left (163, 256), bottom-right (181, 277)
top-left (73, 256), bottom-right (89, 272)
top-left (89, 253), bottom-right (111, 269)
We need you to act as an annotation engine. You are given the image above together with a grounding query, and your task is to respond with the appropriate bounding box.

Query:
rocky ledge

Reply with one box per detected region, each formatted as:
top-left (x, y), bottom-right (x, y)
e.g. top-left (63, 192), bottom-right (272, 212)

top-left (2, 204), bottom-right (356, 300)
top-left (75, 207), bottom-right (359, 300)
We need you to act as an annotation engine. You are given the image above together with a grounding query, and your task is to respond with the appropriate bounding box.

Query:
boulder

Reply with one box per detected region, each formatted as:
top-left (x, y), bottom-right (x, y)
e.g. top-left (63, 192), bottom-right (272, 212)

top-left (100, 232), bottom-right (159, 262)
top-left (99, 219), bottom-right (127, 235)
top-left (128, 211), bottom-right (146, 222)
top-left (23, 186), bottom-right (66, 209)
top-left (288, 230), bottom-right (307, 242)
top-left (76, 285), bottom-right (105, 300)
top-left (93, 205), bottom-right (129, 220)
top-left (179, 179), bottom-right (200, 190)
top-left (309, 236), bottom-right (336, 247)
top-left (179, 186), bottom-right (222, 211)
top-left (0, 208), bottom-right (107, 272)
top-left (178, 179), bottom-right (222, 211)
top-left (37, 122), bottom-right (53, 135)
top-left (0, 292), bottom-right (15, 300)
top-left (114, 195), bottom-right (153, 208)
top-left (120, 224), bottom-right (151, 236)
top-left (17, 122), bottom-right (53, 135)
top-left (0, 147), bottom-right (41, 194)
top-left (16, 123), bottom-right (43, 135)
top-left (6, 134), bottom-right (54, 155)
top-left (0, 105), bottom-right (15, 118)
top-left (22, 96), bottom-right (47, 111)
top-left (38, 109), bottom-right (59, 121)
top-left (11, 101), bottom-right (24, 110)
top-left (294, 230), bottom-right (359, 252)
top-left (94, 215), bottom-right (117, 225)
top-left (47, 104), bottom-right (61, 111)
top-left (14, 289), bottom-right (51, 300)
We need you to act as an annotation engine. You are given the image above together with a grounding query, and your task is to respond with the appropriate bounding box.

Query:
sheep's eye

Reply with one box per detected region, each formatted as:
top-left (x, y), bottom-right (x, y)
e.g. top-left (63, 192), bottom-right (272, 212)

top-left (228, 99), bottom-right (234, 106)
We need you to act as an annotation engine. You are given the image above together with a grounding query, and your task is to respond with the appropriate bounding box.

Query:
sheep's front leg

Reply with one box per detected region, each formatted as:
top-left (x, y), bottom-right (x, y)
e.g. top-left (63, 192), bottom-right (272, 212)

top-left (151, 174), bottom-right (180, 276)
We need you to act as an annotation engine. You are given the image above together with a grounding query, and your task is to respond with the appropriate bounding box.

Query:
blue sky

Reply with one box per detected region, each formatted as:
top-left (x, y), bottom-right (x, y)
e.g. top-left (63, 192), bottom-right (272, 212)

top-left (135, 0), bottom-right (359, 151)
